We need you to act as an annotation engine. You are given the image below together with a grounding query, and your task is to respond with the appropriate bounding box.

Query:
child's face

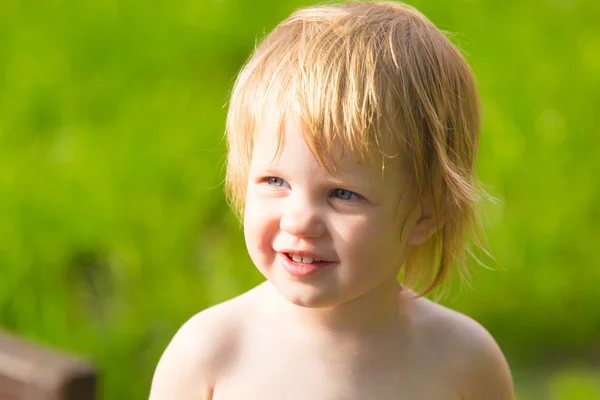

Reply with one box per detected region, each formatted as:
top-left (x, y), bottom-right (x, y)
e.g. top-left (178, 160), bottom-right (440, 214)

top-left (243, 114), bottom-right (420, 308)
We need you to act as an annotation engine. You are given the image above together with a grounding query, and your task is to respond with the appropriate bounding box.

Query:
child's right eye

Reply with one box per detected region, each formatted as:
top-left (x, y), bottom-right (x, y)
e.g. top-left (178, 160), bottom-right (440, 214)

top-left (266, 177), bottom-right (288, 187)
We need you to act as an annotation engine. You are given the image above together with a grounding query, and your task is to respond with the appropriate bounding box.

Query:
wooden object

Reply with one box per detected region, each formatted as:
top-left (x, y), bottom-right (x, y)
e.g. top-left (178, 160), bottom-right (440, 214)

top-left (0, 333), bottom-right (96, 400)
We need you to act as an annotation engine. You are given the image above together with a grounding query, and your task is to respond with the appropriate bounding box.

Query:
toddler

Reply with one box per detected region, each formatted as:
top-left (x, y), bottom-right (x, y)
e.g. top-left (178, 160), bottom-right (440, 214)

top-left (150, 2), bottom-right (513, 399)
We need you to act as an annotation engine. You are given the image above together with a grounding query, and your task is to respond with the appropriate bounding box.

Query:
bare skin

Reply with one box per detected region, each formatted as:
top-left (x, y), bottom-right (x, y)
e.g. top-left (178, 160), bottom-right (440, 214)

top-left (150, 112), bottom-right (513, 400)
top-left (150, 281), bottom-right (514, 400)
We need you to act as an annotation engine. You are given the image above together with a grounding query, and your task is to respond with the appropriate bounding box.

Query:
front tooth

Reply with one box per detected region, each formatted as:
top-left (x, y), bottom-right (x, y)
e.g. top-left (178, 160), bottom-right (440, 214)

top-left (290, 254), bottom-right (314, 264)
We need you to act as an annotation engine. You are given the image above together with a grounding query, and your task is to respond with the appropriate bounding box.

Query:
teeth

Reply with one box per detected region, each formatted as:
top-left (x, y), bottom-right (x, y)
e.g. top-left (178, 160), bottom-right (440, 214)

top-left (289, 254), bottom-right (320, 264)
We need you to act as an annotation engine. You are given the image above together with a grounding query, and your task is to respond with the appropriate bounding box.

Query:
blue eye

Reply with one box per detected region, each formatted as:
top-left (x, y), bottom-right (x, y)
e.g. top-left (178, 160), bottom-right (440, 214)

top-left (266, 177), bottom-right (287, 187)
top-left (333, 188), bottom-right (361, 201)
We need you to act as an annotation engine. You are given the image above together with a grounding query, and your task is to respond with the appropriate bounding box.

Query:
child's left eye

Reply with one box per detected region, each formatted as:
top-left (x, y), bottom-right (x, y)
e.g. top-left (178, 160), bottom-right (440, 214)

top-left (332, 188), bottom-right (362, 201)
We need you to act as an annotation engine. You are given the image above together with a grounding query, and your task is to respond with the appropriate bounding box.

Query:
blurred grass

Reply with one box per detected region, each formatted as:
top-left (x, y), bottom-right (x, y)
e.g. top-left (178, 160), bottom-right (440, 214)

top-left (0, 0), bottom-right (599, 398)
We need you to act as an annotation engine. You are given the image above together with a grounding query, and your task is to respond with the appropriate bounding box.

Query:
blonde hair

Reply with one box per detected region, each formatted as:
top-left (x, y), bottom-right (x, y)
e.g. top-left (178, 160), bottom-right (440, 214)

top-left (225, 1), bottom-right (486, 296)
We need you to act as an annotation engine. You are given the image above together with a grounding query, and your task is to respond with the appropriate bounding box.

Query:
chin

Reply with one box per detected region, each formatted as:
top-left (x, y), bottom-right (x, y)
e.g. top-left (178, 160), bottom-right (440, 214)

top-left (282, 292), bottom-right (330, 308)
top-left (272, 279), bottom-right (346, 309)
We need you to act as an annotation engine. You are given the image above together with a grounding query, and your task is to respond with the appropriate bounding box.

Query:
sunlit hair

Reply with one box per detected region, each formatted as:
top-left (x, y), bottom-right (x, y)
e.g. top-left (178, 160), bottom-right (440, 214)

top-left (225, 1), bottom-right (488, 296)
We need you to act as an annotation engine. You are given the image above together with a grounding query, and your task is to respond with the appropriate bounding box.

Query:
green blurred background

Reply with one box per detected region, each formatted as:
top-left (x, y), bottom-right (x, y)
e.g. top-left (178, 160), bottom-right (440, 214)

top-left (1, 0), bottom-right (599, 398)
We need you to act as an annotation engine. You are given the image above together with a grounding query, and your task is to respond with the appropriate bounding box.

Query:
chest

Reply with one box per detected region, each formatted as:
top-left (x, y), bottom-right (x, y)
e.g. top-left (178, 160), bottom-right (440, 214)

top-left (211, 342), bottom-right (462, 400)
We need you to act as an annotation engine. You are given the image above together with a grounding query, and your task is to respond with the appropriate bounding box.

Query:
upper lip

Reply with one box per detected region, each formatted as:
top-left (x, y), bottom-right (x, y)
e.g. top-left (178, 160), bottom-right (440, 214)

top-left (277, 249), bottom-right (335, 262)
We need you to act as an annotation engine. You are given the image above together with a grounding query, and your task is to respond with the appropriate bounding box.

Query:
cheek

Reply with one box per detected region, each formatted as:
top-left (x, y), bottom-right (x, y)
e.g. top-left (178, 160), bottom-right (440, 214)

top-left (339, 215), bottom-right (403, 259)
top-left (243, 194), bottom-right (280, 257)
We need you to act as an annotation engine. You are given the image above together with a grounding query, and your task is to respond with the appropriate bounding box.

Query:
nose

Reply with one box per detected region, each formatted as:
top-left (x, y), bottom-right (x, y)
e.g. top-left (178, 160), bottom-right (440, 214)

top-left (279, 195), bottom-right (326, 238)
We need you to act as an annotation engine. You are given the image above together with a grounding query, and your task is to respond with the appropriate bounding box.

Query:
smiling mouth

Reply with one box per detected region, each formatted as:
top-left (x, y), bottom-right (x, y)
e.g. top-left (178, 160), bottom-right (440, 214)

top-left (285, 253), bottom-right (327, 265)
top-left (280, 252), bottom-right (334, 277)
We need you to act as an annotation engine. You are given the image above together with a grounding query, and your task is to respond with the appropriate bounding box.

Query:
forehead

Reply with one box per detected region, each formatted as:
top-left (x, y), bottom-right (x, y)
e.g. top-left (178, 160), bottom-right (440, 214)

top-left (252, 111), bottom-right (403, 186)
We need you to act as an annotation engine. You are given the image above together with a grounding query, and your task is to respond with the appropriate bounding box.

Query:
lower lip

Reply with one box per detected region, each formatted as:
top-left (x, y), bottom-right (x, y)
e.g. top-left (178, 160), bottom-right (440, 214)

top-left (279, 253), bottom-right (335, 277)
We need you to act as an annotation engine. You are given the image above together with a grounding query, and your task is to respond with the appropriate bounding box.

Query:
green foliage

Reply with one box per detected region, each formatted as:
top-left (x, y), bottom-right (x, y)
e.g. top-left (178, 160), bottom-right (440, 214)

top-left (549, 369), bottom-right (600, 400)
top-left (0, 0), bottom-right (598, 398)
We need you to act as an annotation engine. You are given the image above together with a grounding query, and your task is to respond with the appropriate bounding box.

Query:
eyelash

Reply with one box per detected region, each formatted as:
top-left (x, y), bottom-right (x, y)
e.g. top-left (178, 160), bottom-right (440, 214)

top-left (264, 177), bottom-right (363, 201)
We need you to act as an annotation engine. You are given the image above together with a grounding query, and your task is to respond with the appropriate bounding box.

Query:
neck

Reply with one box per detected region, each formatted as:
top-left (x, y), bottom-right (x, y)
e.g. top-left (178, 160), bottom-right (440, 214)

top-left (269, 278), bottom-right (409, 340)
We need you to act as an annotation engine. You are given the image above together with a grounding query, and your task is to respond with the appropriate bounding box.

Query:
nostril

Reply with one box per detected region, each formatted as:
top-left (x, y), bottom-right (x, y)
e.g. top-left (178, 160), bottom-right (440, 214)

top-left (279, 210), bottom-right (326, 239)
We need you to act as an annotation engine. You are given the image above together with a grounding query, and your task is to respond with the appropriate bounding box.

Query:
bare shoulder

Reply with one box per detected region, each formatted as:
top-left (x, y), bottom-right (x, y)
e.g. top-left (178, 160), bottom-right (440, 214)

top-left (149, 287), bottom-right (260, 400)
top-left (409, 295), bottom-right (514, 400)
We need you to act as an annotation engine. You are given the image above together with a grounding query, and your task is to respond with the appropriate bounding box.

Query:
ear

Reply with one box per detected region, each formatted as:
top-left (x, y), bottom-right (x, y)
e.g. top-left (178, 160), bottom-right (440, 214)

top-left (407, 200), bottom-right (445, 246)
